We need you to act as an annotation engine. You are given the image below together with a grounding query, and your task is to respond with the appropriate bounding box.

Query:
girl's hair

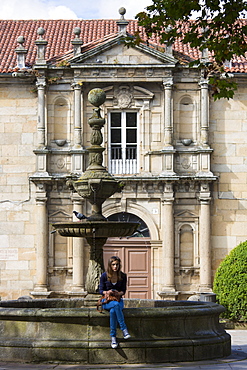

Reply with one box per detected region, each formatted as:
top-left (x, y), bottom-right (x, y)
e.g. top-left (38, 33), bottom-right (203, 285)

top-left (107, 256), bottom-right (123, 281)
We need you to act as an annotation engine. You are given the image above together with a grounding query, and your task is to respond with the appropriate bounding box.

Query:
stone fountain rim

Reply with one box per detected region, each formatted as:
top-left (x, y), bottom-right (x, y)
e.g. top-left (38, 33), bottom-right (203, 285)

top-left (52, 221), bottom-right (140, 227)
top-left (0, 300), bottom-right (226, 321)
top-left (52, 220), bottom-right (140, 238)
top-left (0, 298), bottom-right (224, 311)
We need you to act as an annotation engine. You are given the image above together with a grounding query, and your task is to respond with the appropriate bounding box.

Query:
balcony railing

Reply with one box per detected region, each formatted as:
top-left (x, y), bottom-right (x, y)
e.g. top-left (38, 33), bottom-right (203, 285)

top-left (109, 147), bottom-right (137, 175)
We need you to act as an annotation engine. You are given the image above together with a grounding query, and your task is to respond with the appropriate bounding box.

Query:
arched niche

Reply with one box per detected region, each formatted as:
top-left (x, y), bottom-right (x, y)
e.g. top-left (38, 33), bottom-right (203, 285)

top-left (48, 96), bottom-right (72, 146)
top-left (179, 223), bottom-right (194, 267)
top-left (174, 209), bottom-right (199, 270)
top-left (175, 95), bottom-right (198, 144)
top-left (54, 97), bottom-right (70, 142)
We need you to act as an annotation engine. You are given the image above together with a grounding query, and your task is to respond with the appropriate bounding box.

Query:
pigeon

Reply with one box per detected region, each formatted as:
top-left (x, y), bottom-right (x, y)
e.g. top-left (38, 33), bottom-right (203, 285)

top-left (73, 211), bottom-right (88, 220)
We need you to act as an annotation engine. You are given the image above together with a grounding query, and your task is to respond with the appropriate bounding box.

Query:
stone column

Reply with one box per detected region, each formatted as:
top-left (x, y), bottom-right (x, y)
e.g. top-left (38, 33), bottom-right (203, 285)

top-left (163, 78), bottom-right (173, 146)
top-left (31, 184), bottom-right (50, 297)
top-left (71, 196), bottom-right (87, 295)
top-left (72, 82), bottom-right (82, 148)
top-left (158, 183), bottom-right (177, 299)
top-left (200, 78), bottom-right (209, 146)
top-left (199, 183), bottom-right (212, 291)
top-left (36, 78), bottom-right (46, 148)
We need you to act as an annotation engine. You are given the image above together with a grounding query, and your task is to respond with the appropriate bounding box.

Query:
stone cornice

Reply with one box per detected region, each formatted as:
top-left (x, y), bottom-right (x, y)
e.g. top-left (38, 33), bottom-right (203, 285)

top-left (112, 175), bottom-right (217, 183)
top-left (33, 148), bottom-right (87, 155)
top-left (146, 146), bottom-right (214, 155)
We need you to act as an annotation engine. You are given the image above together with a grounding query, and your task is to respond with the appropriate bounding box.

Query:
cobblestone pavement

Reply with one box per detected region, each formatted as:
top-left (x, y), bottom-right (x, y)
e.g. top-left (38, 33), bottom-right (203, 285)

top-left (0, 330), bottom-right (246, 370)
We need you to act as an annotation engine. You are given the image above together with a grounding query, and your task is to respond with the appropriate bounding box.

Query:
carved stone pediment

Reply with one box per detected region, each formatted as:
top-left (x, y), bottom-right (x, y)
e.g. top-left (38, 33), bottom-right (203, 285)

top-left (69, 35), bottom-right (178, 66)
top-left (175, 210), bottom-right (197, 218)
top-left (49, 210), bottom-right (71, 219)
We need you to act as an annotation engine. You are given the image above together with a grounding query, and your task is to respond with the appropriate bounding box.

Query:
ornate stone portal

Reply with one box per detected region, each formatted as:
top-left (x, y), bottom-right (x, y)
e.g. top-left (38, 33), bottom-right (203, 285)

top-left (52, 88), bottom-right (139, 293)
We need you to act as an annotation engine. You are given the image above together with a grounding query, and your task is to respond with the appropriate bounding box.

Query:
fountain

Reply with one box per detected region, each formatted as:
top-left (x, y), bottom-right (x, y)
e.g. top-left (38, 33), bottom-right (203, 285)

top-left (52, 88), bottom-right (139, 294)
top-left (0, 89), bottom-right (231, 364)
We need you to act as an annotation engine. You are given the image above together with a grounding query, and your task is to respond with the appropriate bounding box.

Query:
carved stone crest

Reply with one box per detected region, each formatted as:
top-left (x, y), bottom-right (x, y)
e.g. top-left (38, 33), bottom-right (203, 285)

top-left (181, 155), bottom-right (191, 169)
top-left (116, 86), bottom-right (132, 108)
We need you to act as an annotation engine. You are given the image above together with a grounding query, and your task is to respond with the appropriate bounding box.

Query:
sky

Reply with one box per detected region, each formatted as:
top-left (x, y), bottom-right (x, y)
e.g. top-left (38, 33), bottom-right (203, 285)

top-left (0, 0), bottom-right (151, 20)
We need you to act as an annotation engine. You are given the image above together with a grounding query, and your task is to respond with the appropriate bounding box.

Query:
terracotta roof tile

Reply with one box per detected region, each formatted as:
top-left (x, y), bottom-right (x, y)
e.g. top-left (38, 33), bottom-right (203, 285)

top-left (0, 19), bottom-right (246, 73)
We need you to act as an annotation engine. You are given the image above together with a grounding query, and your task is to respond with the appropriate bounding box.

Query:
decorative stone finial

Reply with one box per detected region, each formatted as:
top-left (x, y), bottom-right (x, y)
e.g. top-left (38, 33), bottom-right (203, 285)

top-left (73, 27), bottom-right (81, 37)
top-left (35, 27), bottom-right (48, 65)
top-left (37, 27), bottom-right (45, 39)
top-left (88, 88), bottom-right (106, 107)
top-left (164, 25), bottom-right (173, 55)
top-left (71, 27), bottom-right (83, 56)
top-left (117, 7), bottom-right (129, 35)
top-left (15, 35), bottom-right (28, 69)
top-left (119, 7), bottom-right (126, 19)
top-left (17, 36), bottom-right (25, 45)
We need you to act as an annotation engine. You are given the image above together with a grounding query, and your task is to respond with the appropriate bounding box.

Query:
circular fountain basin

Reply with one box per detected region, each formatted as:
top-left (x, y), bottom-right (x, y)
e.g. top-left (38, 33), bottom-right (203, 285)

top-left (52, 221), bottom-right (140, 238)
top-left (0, 298), bottom-right (231, 364)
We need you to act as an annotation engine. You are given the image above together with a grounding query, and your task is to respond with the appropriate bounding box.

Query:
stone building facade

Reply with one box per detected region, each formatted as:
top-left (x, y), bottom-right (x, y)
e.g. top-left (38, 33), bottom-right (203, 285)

top-left (0, 13), bottom-right (247, 300)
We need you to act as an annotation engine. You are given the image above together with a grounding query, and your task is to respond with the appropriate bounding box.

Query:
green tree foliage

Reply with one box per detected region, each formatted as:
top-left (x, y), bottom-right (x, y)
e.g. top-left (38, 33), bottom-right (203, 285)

top-left (213, 240), bottom-right (247, 321)
top-left (132, 0), bottom-right (247, 100)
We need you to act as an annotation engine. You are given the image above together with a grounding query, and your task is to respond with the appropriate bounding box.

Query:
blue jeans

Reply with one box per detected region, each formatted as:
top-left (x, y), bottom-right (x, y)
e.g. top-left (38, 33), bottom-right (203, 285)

top-left (102, 298), bottom-right (127, 337)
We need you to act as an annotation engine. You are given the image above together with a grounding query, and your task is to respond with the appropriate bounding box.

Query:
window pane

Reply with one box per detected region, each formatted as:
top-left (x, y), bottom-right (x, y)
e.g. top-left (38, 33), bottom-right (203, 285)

top-left (111, 146), bottom-right (122, 159)
top-left (126, 145), bottom-right (137, 159)
top-left (111, 129), bottom-right (121, 143)
top-left (111, 113), bottom-right (121, 127)
top-left (127, 129), bottom-right (137, 143)
top-left (126, 112), bottom-right (137, 127)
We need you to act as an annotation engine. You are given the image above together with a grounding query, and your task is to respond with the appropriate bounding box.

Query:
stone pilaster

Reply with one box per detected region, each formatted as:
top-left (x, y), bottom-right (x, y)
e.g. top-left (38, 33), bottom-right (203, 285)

top-left (31, 184), bottom-right (50, 297)
top-left (36, 78), bottom-right (46, 149)
top-left (199, 182), bottom-right (212, 292)
top-left (160, 78), bottom-right (176, 177)
top-left (163, 78), bottom-right (173, 146)
top-left (70, 81), bottom-right (86, 174)
top-left (71, 195), bottom-right (87, 296)
top-left (158, 183), bottom-right (177, 299)
top-left (72, 82), bottom-right (82, 148)
top-left (199, 78), bottom-right (209, 146)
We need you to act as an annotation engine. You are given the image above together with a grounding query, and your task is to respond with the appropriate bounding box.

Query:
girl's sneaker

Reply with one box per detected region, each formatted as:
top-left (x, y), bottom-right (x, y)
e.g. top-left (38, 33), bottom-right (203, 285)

top-left (122, 329), bottom-right (131, 339)
top-left (111, 336), bottom-right (118, 349)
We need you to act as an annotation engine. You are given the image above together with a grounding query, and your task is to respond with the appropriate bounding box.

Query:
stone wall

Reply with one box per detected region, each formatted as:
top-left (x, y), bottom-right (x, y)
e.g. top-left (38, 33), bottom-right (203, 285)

top-left (0, 80), bottom-right (37, 299)
top-left (0, 68), bottom-right (246, 300)
top-left (210, 83), bottom-right (247, 275)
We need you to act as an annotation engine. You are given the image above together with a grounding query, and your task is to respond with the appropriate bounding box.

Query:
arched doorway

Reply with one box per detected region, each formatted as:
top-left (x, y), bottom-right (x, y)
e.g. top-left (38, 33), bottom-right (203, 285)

top-left (103, 212), bottom-right (151, 299)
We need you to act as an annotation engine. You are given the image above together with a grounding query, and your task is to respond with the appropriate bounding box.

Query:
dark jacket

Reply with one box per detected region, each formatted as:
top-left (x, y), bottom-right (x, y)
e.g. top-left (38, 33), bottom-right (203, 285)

top-left (99, 271), bottom-right (127, 295)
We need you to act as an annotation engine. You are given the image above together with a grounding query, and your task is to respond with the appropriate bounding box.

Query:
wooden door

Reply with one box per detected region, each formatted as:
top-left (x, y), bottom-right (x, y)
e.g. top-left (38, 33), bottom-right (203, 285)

top-left (103, 238), bottom-right (151, 299)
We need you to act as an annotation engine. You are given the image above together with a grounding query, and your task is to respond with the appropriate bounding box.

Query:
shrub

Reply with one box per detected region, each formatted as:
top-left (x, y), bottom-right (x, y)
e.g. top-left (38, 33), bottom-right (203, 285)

top-left (213, 240), bottom-right (247, 322)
